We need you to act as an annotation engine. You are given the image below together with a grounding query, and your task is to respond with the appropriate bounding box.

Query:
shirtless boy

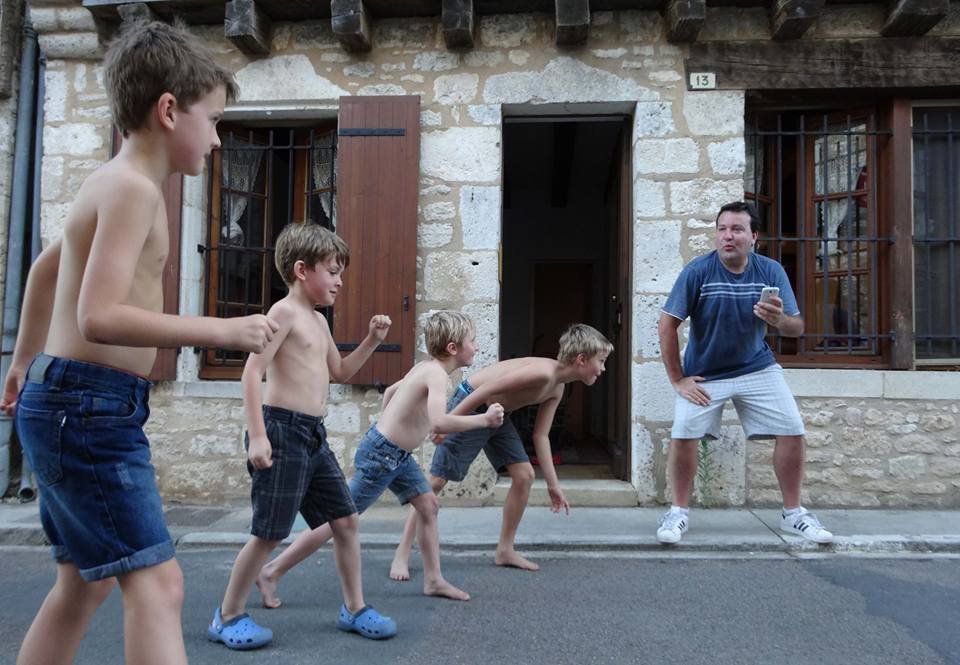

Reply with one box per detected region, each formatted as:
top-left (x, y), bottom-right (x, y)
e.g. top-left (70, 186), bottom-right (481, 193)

top-left (2, 21), bottom-right (278, 665)
top-left (209, 222), bottom-right (396, 649)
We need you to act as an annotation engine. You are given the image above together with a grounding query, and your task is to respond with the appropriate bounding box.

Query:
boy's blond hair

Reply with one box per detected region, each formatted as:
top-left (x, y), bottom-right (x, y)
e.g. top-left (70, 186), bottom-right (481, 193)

top-left (104, 20), bottom-right (239, 137)
top-left (557, 324), bottom-right (613, 365)
top-left (424, 311), bottom-right (475, 358)
top-left (274, 223), bottom-right (350, 286)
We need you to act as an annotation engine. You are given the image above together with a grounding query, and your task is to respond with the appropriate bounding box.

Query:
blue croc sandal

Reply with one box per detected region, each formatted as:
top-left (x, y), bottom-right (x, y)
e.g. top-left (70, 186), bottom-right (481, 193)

top-left (207, 606), bottom-right (273, 650)
top-left (336, 604), bottom-right (398, 640)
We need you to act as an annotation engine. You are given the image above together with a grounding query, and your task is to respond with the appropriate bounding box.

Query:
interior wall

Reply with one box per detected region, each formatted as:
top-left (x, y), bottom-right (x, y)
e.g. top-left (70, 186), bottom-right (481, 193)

top-left (500, 119), bottom-right (623, 447)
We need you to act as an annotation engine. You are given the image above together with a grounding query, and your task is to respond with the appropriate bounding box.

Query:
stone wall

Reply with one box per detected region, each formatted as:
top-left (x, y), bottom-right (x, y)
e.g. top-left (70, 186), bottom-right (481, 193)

top-left (23, 2), bottom-right (960, 507)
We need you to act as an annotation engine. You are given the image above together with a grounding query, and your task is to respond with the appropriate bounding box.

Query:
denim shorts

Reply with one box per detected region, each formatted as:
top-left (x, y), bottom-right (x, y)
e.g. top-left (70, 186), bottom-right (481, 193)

top-left (671, 364), bottom-right (805, 441)
top-left (15, 353), bottom-right (174, 582)
top-left (246, 405), bottom-right (356, 541)
top-left (429, 379), bottom-right (529, 482)
top-left (349, 425), bottom-right (432, 512)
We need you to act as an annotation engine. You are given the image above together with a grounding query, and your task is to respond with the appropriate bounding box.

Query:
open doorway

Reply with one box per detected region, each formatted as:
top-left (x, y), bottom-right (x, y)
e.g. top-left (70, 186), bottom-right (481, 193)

top-left (500, 115), bottom-right (631, 481)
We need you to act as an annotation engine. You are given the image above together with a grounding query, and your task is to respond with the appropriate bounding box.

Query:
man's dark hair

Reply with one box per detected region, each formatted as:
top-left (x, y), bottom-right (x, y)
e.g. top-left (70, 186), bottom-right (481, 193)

top-left (716, 201), bottom-right (761, 233)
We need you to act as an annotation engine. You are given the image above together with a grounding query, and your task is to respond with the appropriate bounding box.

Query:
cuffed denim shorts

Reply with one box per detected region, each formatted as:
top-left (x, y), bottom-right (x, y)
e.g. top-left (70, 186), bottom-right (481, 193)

top-left (15, 353), bottom-right (174, 582)
top-left (246, 405), bottom-right (356, 541)
top-left (349, 425), bottom-right (432, 512)
top-left (429, 379), bottom-right (529, 482)
top-left (671, 364), bottom-right (805, 441)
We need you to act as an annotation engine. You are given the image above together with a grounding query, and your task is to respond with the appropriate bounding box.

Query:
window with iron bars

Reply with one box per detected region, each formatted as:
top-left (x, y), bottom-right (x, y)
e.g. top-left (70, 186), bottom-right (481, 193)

top-left (200, 124), bottom-right (337, 379)
top-left (913, 107), bottom-right (960, 363)
top-left (745, 110), bottom-right (894, 366)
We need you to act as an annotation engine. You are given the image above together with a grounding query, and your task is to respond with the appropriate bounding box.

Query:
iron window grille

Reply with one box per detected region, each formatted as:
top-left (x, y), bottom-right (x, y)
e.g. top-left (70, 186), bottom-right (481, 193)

top-left (913, 107), bottom-right (960, 362)
top-left (200, 126), bottom-right (337, 378)
top-left (745, 112), bottom-right (894, 365)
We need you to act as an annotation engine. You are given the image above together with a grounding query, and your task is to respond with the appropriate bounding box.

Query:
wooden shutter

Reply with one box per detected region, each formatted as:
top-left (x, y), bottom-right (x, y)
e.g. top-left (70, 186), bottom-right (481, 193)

top-left (111, 129), bottom-right (182, 381)
top-left (334, 95), bottom-right (420, 385)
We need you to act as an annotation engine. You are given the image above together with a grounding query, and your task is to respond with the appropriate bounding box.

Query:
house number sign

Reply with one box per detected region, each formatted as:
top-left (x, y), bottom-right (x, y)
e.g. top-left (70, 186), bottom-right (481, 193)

top-left (688, 72), bottom-right (717, 90)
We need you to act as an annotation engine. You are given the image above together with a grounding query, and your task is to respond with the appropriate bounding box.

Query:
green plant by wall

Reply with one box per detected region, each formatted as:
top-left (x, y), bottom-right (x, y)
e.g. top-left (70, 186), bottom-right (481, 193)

top-left (695, 438), bottom-right (715, 506)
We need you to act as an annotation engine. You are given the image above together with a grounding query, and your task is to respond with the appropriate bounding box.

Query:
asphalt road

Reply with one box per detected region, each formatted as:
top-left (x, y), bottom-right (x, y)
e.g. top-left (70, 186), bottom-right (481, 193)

top-left (0, 548), bottom-right (957, 664)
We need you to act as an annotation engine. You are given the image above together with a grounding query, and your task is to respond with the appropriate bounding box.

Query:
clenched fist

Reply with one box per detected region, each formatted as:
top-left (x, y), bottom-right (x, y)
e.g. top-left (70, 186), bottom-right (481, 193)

top-left (369, 314), bottom-right (392, 343)
top-left (484, 402), bottom-right (505, 428)
top-left (224, 314), bottom-right (280, 353)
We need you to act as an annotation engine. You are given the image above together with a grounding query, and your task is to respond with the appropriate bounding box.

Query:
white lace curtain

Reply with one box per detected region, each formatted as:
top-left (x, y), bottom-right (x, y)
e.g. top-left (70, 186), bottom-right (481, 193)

top-left (221, 135), bottom-right (264, 244)
top-left (311, 132), bottom-right (336, 227)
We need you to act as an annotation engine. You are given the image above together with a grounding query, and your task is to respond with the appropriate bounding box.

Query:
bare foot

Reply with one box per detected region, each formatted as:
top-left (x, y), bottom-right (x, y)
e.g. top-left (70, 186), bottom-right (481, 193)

top-left (424, 578), bottom-right (470, 601)
top-left (255, 568), bottom-right (282, 609)
top-left (494, 549), bottom-right (540, 571)
top-left (389, 556), bottom-right (411, 581)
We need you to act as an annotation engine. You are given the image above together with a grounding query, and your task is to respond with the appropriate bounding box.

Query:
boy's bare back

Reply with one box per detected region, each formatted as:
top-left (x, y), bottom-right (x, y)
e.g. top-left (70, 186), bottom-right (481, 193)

top-left (463, 357), bottom-right (565, 413)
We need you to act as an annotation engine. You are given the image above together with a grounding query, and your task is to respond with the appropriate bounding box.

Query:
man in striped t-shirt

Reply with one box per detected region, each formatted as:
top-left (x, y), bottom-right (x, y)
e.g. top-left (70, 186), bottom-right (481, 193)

top-left (655, 201), bottom-right (833, 545)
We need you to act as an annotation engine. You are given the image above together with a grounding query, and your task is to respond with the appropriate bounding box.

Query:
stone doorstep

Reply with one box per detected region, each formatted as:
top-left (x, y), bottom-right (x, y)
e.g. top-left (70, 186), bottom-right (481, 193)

top-left (492, 478), bottom-right (639, 507)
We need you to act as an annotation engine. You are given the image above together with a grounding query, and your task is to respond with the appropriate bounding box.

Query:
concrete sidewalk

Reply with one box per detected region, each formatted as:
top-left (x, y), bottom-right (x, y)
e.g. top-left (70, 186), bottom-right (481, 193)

top-left (2, 499), bottom-right (960, 555)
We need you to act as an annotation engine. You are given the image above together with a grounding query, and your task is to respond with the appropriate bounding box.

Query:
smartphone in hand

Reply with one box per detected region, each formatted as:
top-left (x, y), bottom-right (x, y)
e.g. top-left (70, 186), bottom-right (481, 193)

top-left (759, 286), bottom-right (780, 304)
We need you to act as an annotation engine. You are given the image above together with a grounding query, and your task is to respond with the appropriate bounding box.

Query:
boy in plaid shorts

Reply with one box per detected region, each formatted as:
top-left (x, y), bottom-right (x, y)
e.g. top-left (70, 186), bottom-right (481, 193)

top-left (208, 223), bottom-right (396, 650)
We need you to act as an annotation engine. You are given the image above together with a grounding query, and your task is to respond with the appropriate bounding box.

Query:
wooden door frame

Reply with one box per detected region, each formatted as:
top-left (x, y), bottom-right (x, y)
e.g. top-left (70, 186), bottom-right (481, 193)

top-left (612, 116), bottom-right (632, 482)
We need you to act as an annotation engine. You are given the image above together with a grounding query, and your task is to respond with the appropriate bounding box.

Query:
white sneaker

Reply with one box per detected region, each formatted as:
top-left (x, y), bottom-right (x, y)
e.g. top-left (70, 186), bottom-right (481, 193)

top-left (657, 509), bottom-right (689, 544)
top-left (780, 509), bottom-right (833, 543)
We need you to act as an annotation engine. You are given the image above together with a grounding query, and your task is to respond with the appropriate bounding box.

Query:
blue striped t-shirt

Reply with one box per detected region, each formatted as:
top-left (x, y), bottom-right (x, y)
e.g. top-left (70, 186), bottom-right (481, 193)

top-left (662, 251), bottom-right (800, 381)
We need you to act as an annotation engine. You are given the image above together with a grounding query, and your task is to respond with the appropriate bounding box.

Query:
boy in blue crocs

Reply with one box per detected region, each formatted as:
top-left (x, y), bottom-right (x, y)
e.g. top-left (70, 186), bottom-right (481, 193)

top-left (255, 311), bottom-right (504, 607)
top-left (209, 223), bottom-right (395, 649)
top-left (1, 21), bottom-right (278, 665)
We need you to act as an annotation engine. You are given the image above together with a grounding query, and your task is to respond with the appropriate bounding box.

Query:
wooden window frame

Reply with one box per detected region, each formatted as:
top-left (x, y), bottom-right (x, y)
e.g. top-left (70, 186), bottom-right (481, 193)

top-left (746, 104), bottom-right (904, 368)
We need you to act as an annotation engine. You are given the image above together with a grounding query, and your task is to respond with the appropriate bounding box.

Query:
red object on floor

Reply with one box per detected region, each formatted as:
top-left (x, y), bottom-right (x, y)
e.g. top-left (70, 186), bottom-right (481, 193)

top-left (531, 453), bottom-right (563, 466)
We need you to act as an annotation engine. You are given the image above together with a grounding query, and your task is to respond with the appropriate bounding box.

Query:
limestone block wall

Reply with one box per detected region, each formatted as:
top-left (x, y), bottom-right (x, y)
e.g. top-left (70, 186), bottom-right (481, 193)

top-left (23, 2), bottom-right (960, 507)
top-left (0, 82), bottom-right (17, 307)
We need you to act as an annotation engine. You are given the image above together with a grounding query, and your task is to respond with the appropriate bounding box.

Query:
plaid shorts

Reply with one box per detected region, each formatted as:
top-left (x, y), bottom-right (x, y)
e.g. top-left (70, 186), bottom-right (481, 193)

top-left (246, 405), bottom-right (356, 541)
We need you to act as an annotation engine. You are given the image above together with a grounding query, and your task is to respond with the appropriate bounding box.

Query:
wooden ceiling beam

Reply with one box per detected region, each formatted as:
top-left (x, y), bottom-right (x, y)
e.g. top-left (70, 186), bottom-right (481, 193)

top-left (225, 0), bottom-right (271, 55)
top-left (665, 0), bottom-right (704, 43)
top-left (332, 0), bottom-right (371, 52)
top-left (442, 0), bottom-right (474, 49)
top-left (116, 2), bottom-right (160, 22)
top-left (880, 0), bottom-right (948, 37)
top-left (555, 0), bottom-right (590, 47)
top-left (770, 0), bottom-right (824, 40)
top-left (687, 37), bottom-right (960, 89)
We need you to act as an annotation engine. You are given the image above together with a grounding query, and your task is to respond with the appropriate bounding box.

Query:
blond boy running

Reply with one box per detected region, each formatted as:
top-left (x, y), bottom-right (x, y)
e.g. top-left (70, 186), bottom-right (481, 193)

top-left (255, 311), bottom-right (504, 607)
top-left (0, 21), bottom-right (279, 665)
top-left (209, 223), bottom-right (396, 649)
top-left (391, 324), bottom-right (613, 578)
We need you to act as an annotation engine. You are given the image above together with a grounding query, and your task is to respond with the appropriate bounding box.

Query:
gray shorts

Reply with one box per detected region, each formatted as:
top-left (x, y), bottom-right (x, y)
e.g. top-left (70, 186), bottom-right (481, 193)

top-left (671, 364), bottom-right (805, 441)
top-left (430, 379), bottom-right (530, 481)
